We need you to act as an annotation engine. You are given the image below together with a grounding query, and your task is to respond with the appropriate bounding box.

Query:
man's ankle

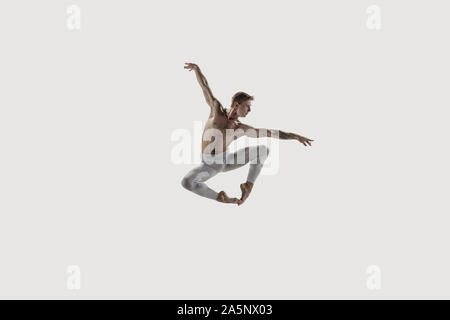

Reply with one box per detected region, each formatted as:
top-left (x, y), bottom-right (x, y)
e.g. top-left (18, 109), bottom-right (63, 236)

top-left (245, 181), bottom-right (254, 188)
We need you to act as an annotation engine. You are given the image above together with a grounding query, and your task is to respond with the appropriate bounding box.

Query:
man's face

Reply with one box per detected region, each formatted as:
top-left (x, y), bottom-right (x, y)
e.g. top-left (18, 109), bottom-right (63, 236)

top-left (235, 100), bottom-right (252, 117)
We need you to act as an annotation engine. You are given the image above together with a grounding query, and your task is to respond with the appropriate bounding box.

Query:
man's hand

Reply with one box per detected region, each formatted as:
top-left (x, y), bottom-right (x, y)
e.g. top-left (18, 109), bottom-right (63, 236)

top-left (184, 62), bottom-right (198, 72)
top-left (291, 133), bottom-right (314, 146)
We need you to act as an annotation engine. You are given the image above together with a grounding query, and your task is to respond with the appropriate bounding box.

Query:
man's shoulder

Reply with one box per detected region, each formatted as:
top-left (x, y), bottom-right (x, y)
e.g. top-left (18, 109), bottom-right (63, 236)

top-left (211, 99), bottom-right (227, 115)
top-left (212, 98), bottom-right (224, 108)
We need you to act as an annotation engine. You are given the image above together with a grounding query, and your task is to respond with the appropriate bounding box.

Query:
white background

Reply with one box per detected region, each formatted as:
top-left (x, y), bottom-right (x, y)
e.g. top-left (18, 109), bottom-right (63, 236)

top-left (0, 0), bottom-right (449, 298)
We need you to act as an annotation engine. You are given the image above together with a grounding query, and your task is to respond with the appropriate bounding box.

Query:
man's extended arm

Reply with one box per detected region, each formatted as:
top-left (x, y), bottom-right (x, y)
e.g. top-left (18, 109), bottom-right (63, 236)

top-left (237, 123), bottom-right (314, 146)
top-left (184, 62), bottom-right (221, 111)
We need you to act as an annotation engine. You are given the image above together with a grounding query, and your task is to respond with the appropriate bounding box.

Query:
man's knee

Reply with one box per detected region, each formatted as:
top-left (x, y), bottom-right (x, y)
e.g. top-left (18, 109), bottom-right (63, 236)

top-left (181, 176), bottom-right (193, 190)
top-left (182, 176), bottom-right (202, 191)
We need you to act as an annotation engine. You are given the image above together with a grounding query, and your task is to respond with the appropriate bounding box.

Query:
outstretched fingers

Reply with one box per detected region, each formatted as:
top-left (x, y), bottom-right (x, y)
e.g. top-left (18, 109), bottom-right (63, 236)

top-left (184, 62), bottom-right (197, 71)
top-left (300, 137), bottom-right (314, 146)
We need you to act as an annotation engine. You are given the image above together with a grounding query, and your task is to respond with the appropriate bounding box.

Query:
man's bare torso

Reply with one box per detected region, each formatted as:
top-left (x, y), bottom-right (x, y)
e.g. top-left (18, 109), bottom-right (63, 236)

top-left (201, 104), bottom-right (242, 155)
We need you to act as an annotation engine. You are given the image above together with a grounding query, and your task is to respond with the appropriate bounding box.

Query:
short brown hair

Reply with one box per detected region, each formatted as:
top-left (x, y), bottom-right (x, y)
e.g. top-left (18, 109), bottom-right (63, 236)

top-left (232, 91), bottom-right (254, 105)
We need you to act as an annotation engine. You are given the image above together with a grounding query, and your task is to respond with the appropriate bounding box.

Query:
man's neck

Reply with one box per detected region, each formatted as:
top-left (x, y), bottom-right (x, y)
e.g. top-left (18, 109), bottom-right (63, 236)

top-left (227, 109), bottom-right (238, 120)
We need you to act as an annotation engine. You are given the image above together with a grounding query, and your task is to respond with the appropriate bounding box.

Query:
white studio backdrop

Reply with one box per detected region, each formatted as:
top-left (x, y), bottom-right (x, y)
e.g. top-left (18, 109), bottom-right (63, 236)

top-left (0, 0), bottom-right (449, 298)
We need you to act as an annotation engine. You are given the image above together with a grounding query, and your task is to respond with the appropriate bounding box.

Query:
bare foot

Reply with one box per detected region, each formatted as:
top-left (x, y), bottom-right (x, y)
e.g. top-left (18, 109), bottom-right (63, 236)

top-left (238, 181), bottom-right (254, 206)
top-left (216, 191), bottom-right (240, 205)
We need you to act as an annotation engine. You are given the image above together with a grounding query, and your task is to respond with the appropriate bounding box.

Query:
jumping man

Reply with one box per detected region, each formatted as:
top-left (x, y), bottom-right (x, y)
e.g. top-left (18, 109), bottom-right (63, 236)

top-left (181, 63), bottom-right (314, 206)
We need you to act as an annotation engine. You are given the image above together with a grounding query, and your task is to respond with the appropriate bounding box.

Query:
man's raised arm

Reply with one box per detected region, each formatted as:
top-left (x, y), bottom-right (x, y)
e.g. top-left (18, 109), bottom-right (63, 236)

top-left (184, 62), bottom-right (221, 111)
top-left (237, 123), bottom-right (314, 146)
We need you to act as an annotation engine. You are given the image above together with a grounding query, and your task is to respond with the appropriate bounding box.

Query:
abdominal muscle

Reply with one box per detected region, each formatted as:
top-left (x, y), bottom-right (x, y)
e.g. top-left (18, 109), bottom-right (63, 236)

top-left (201, 114), bottom-right (241, 155)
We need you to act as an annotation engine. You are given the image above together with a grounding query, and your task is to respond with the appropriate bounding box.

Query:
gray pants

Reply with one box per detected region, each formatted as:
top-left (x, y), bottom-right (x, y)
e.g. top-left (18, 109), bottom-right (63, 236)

top-left (181, 145), bottom-right (270, 200)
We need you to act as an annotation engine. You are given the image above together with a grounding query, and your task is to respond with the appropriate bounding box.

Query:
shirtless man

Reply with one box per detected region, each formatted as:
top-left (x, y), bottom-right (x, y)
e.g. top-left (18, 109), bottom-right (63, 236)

top-left (181, 63), bottom-right (313, 205)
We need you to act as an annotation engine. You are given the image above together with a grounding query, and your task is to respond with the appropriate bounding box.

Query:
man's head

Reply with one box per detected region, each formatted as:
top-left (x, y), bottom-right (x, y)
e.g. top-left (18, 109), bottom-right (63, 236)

top-left (229, 91), bottom-right (254, 119)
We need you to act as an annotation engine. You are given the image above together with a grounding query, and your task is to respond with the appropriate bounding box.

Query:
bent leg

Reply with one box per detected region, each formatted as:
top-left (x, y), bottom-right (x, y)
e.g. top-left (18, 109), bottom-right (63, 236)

top-left (181, 163), bottom-right (220, 200)
top-left (223, 145), bottom-right (270, 205)
top-left (223, 145), bottom-right (270, 184)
